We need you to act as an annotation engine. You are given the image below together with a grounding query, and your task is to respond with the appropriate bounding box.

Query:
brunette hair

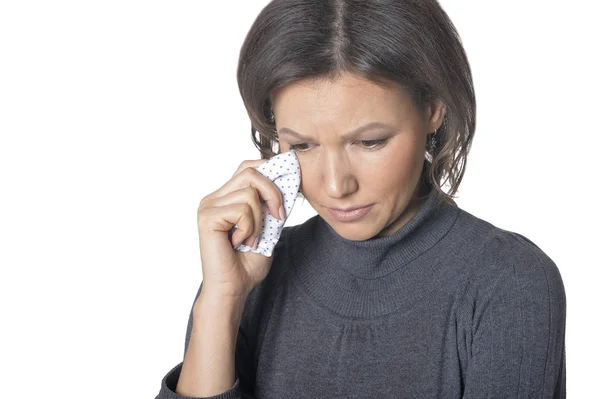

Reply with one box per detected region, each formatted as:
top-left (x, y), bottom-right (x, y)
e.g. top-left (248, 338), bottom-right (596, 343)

top-left (236, 0), bottom-right (476, 205)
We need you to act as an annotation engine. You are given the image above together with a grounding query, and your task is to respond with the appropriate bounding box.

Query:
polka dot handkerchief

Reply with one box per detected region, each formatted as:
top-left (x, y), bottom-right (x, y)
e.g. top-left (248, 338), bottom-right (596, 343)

top-left (232, 150), bottom-right (301, 257)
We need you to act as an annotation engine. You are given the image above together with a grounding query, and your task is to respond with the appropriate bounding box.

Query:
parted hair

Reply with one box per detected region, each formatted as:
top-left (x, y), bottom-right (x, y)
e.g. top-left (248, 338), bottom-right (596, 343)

top-left (236, 0), bottom-right (476, 205)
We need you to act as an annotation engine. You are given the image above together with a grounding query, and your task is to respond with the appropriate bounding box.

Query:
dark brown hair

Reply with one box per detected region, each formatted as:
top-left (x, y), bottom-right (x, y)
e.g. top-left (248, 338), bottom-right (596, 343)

top-left (236, 0), bottom-right (476, 206)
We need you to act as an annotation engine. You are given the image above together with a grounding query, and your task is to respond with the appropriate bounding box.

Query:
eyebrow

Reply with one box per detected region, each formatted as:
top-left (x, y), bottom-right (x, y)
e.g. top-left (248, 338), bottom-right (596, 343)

top-left (278, 122), bottom-right (395, 141)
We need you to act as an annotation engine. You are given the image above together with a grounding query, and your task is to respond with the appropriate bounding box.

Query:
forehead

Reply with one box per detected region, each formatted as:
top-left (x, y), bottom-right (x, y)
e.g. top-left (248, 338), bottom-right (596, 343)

top-left (270, 73), bottom-right (415, 125)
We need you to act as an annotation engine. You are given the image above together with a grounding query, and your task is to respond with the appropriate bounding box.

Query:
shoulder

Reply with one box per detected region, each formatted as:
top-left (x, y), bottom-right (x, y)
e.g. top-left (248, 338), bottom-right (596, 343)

top-left (477, 223), bottom-right (564, 300)
top-left (441, 203), bottom-right (567, 320)
top-left (451, 210), bottom-right (567, 395)
top-left (452, 206), bottom-right (562, 285)
top-left (453, 207), bottom-right (566, 318)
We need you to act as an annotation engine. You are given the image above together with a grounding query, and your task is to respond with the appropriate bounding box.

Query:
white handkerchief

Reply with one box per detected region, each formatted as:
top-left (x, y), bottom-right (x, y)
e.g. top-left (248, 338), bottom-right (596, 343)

top-left (232, 150), bottom-right (301, 257)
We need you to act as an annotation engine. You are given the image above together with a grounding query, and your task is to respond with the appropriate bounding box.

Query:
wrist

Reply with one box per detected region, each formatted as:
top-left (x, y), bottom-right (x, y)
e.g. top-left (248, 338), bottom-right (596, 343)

top-left (193, 290), bottom-right (247, 324)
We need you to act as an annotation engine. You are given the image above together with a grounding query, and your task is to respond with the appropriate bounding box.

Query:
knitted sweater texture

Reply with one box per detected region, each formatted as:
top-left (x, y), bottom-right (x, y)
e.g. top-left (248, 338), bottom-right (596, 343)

top-left (156, 189), bottom-right (566, 398)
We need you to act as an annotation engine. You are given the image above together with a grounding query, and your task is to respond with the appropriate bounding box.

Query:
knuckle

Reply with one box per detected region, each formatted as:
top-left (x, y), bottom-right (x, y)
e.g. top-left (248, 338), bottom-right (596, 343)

top-left (242, 202), bottom-right (253, 215)
top-left (243, 186), bottom-right (256, 196)
top-left (237, 160), bottom-right (254, 173)
top-left (241, 166), bottom-right (257, 178)
top-left (199, 193), bottom-right (213, 208)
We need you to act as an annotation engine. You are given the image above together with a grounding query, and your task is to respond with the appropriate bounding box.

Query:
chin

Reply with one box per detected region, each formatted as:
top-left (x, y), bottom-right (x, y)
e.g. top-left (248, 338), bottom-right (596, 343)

top-left (327, 218), bottom-right (382, 241)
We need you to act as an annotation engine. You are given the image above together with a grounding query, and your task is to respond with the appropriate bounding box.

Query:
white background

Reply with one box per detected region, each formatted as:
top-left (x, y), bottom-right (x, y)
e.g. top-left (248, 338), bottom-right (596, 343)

top-left (1, 1), bottom-right (598, 397)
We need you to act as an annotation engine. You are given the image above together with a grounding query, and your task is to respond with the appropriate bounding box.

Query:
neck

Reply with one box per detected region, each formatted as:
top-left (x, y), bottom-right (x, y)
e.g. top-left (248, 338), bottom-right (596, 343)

top-left (287, 187), bottom-right (460, 317)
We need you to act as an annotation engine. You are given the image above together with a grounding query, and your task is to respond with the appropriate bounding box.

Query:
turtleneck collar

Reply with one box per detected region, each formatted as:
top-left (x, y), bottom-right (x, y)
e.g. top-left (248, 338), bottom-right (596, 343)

top-left (287, 187), bottom-right (460, 318)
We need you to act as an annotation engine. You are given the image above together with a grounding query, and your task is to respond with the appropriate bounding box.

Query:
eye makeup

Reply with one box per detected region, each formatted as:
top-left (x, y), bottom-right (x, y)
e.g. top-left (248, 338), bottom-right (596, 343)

top-left (288, 138), bottom-right (389, 152)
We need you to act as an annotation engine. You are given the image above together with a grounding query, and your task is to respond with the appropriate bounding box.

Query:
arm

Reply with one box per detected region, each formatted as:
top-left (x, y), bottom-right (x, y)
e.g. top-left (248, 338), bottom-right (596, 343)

top-left (461, 233), bottom-right (566, 398)
top-left (155, 283), bottom-right (254, 399)
top-left (176, 292), bottom-right (246, 397)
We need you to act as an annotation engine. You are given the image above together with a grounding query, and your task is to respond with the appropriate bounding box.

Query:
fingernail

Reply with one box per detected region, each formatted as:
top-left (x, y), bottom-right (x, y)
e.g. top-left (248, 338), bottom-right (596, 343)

top-left (279, 205), bottom-right (286, 221)
top-left (252, 236), bottom-right (260, 250)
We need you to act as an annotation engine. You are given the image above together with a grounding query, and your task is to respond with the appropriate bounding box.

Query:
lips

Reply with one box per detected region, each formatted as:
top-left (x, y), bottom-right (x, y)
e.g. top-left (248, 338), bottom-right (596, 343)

top-left (328, 204), bottom-right (374, 222)
top-left (330, 205), bottom-right (369, 212)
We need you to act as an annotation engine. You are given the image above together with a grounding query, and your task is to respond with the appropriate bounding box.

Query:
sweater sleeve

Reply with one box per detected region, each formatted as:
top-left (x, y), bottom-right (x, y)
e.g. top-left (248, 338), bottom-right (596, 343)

top-left (153, 227), bottom-right (295, 398)
top-left (461, 231), bottom-right (566, 398)
top-left (154, 281), bottom-right (256, 399)
top-left (155, 363), bottom-right (242, 399)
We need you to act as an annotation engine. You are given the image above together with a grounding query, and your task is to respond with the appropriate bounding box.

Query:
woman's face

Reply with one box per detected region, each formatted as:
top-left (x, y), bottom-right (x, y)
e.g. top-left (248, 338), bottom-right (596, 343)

top-left (272, 72), bottom-right (445, 240)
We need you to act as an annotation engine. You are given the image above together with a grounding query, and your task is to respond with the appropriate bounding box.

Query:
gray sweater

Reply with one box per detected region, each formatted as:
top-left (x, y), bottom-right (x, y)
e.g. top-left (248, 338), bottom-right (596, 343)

top-left (156, 189), bottom-right (566, 398)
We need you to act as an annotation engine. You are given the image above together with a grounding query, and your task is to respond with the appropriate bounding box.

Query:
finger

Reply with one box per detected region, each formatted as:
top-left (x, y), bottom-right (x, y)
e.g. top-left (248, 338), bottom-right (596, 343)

top-left (199, 202), bottom-right (255, 248)
top-left (210, 167), bottom-right (284, 221)
top-left (202, 159), bottom-right (269, 205)
top-left (231, 159), bottom-right (269, 179)
top-left (203, 187), bottom-right (263, 246)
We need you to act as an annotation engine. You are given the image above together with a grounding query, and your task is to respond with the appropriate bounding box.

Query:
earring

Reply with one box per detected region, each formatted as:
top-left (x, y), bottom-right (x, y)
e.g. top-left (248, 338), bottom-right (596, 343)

top-left (425, 129), bottom-right (437, 163)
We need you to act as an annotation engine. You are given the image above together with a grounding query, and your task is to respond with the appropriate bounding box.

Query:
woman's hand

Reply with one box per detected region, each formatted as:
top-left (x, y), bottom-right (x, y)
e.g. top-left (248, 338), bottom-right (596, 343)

top-left (195, 159), bottom-right (285, 303)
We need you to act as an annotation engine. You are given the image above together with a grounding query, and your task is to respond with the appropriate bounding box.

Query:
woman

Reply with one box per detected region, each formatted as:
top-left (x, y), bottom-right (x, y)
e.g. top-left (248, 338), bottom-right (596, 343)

top-left (156, 0), bottom-right (566, 397)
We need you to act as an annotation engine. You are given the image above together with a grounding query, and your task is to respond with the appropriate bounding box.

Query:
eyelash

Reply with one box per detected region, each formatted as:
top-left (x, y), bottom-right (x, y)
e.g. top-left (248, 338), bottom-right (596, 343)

top-left (288, 139), bottom-right (388, 153)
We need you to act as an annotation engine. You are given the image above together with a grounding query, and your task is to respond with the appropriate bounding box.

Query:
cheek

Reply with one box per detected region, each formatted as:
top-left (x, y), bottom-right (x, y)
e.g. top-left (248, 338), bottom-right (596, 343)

top-left (368, 145), bottom-right (419, 177)
top-left (296, 158), bottom-right (312, 193)
top-left (363, 148), bottom-right (422, 193)
top-left (363, 165), bottom-right (409, 195)
top-left (293, 141), bottom-right (422, 195)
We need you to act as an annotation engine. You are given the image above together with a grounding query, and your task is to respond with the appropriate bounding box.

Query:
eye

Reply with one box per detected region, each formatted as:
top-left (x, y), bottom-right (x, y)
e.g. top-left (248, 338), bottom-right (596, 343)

top-left (358, 139), bottom-right (388, 150)
top-left (288, 143), bottom-right (312, 152)
top-left (288, 139), bottom-right (388, 153)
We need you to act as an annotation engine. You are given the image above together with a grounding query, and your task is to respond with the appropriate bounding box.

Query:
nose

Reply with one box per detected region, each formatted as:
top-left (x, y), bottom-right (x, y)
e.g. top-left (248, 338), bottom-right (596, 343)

top-left (321, 150), bottom-right (358, 199)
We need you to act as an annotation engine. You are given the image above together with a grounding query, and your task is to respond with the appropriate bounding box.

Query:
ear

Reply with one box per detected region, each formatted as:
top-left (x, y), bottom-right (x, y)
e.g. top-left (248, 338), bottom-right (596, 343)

top-left (425, 100), bottom-right (446, 132)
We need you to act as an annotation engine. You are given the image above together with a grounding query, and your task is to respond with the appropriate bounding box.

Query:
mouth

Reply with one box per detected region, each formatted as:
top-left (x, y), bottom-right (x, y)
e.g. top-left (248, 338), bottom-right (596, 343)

top-left (328, 204), bottom-right (374, 222)
top-left (330, 204), bottom-right (369, 212)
